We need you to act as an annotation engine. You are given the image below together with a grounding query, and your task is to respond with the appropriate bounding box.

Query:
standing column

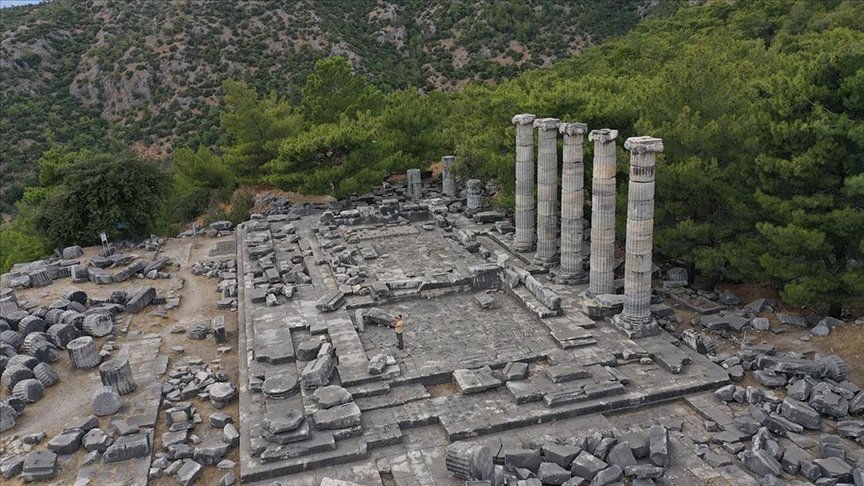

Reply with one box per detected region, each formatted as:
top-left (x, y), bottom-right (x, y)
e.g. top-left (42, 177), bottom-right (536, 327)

top-left (587, 129), bottom-right (619, 296)
top-left (612, 136), bottom-right (664, 338)
top-left (466, 179), bottom-right (483, 213)
top-left (556, 122), bottom-right (588, 284)
top-left (512, 114), bottom-right (536, 252)
top-left (407, 169), bottom-right (422, 199)
top-left (441, 156), bottom-right (456, 196)
top-left (533, 118), bottom-right (560, 267)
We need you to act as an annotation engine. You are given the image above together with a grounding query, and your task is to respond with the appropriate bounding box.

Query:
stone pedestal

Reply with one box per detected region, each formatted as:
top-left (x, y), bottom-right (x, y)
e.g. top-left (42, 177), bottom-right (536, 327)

top-left (587, 129), bottom-right (619, 296)
top-left (99, 357), bottom-right (137, 395)
top-left (533, 118), bottom-right (560, 267)
top-left (512, 114), bottom-right (537, 252)
top-left (441, 156), bottom-right (456, 196)
top-left (556, 122), bottom-right (589, 284)
top-left (611, 136), bottom-right (664, 339)
top-left (406, 169), bottom-right (422, 199)
top-left (466, 179), bottom-right (483, 213)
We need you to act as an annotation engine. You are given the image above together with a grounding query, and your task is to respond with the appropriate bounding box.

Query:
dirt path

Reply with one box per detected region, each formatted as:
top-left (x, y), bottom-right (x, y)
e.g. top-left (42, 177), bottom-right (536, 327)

top-left (149, 235), bottom-right (240, 486)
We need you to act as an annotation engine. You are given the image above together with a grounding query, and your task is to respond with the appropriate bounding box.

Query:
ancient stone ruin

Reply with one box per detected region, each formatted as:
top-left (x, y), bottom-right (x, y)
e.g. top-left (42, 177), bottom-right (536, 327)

top-left (0, 116), bottom-right (862, 486)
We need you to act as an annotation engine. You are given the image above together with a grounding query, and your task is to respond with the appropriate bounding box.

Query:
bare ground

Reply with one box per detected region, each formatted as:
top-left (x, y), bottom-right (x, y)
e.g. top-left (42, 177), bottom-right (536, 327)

top-left (1, 235), bottom-right (240, 485)
top-left (671, 281), bottom-right (864, 388)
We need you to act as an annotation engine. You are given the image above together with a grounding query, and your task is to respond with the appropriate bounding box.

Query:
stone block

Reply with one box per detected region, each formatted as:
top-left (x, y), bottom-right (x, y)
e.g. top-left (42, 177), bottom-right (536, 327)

top-left (474, 292), bottom-right (495, 309)
top-left (0, 454), bottom-right (24, 479)
top-left (19, 451), bottom-right (57, 482)
top-left (542, 444), bottom-right (581, 469)
top-left (814, 456), bottom-right (852, 479)
top-left (313, 402), bottom-right (361, 430)
top-left (649, 425), bottom-right (669, 467)
top-left (113, 260), bottom-right (146, 283)
top-left (176, 459), bottom-right (203, 486)
top-left (125, 286), bottom-right (155, 314)
top-left (545, 364), bottom-right (590, 383)
top-left (780, 398), bottom-right (821, 430)
top-left (570, 451), bottom-right (606, 480)
top-left (103, 432), bottom-right (151, 462)
top-left (623, 465), bottom-right (665, 479)
top-left (301, 354), bottom-right (334, 389)
top-left (82, 428), bottom-right (112, 452)
top-left (525, 276), bottom-right (562, 310)
top-left (47, 429), bottom-right (84, 454)
top-left (606, 442), bottom-right (637, 468)
top-left (454, 366), bottom-right (502, 394)
top-left (742, 449), bottom-right (782, 477)
top-left (316, 291), bottom-right (345, 312)
top-left (502, 361), bottom-right (529, 381)
top-left (537, 461), bottom-right (570, 484)
top-left (505, 448), bottom-right (542, 473)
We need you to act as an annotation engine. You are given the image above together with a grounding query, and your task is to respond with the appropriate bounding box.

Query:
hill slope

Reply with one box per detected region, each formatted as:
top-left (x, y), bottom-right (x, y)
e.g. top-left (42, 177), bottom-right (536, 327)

top-left (0, 0), bottom-right (667, 210)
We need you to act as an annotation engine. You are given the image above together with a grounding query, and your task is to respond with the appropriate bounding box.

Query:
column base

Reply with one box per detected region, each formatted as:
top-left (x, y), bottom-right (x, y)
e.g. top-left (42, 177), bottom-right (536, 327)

top-left (513, 242), bottom-right (536, 253)
top-left (532, 253), bottom-right (560, 268)
top-left (580, 292), bottom-right (625, 319)
top-left (552, 270), bottom-right (588, 285)
top-left (610, 313), bottom-right (661, 339)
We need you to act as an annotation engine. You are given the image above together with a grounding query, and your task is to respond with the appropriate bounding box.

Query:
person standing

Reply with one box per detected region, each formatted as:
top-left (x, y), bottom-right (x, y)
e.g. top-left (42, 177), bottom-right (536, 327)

top-left (394, 314), bottom-right (405, 350)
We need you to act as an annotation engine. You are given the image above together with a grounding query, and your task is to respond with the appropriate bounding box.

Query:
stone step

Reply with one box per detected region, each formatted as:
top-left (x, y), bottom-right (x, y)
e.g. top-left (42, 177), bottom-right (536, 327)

top-left (354, 383), bottom-right (429, 412)
top-left (362, 424), bottom-right (403, 450)
top-left (242, 441), bottom-right (367, 483)
top-left (509, 285), bottom-right (560, 319)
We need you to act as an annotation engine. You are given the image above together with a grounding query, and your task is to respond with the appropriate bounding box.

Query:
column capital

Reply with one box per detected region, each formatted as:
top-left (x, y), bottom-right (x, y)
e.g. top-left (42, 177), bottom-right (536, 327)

top-left (533, 118), bottom-right (560, 131)
top-left (559, 122), bottom-right (588, 136)
top-left (588, 129), bottom-right (618, 143)
top-left (511, 114), bottom-right (536, 126)
top-left (441, 155), bottom-right (455, 163)
top-left (624, 136), bottom-right (664, 154)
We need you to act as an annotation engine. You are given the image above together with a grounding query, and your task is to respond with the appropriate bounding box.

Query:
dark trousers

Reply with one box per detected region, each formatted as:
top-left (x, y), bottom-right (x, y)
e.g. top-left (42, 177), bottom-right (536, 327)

top-left (396, 332), bottom-right (403, 350)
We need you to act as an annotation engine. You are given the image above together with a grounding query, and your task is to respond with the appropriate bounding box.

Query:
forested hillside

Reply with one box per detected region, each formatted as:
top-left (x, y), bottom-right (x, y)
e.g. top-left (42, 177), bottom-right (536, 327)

top-left (0, 0), bottom-right (664, 210)
top-left (1, 0), bottom-right (862, 314)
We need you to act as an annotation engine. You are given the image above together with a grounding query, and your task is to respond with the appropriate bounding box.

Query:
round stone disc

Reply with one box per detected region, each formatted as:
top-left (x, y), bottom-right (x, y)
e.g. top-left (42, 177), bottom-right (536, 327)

top-left (262, 374), bottom-right (299, 399)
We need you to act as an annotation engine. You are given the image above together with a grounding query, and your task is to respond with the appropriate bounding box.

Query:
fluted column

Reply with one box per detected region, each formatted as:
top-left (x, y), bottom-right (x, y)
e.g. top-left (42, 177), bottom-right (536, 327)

top-left (441, 156), bottom-right (456, 196)
top-left (612, 136), bottom-right (664, 339)
top-left (556, 122), bottom-right (588, 284)
top-left (533, 118), bottom-right (560, 267)
top-left (587, 129), bottom-right (619, 296)
top-left (512, 114), bottom-right (536, 252)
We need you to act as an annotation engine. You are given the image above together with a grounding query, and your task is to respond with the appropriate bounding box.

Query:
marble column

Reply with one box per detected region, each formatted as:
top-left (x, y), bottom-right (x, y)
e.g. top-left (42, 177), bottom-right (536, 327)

top-left (587, 129), bottom-right (619, 296)
top-left (612, 136), bottom-right (664, 339)
top-left (512, 114), bottom-right (537, 252)
top-left (556, 122), bottom-right (589, 284)
top-left (407, 169), bottom-right (422, 199)
top-left (441, 155), bottom-right (456, 196)
top-left (533, 117), bottom-right (560, 267)
top-left (466, 179), bottom-right (483, 213)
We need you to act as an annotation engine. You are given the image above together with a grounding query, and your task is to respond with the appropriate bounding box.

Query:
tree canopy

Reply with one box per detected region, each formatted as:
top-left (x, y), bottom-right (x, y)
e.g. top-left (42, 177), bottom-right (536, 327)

top-left (2, 0), bottom-right (862, 313)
